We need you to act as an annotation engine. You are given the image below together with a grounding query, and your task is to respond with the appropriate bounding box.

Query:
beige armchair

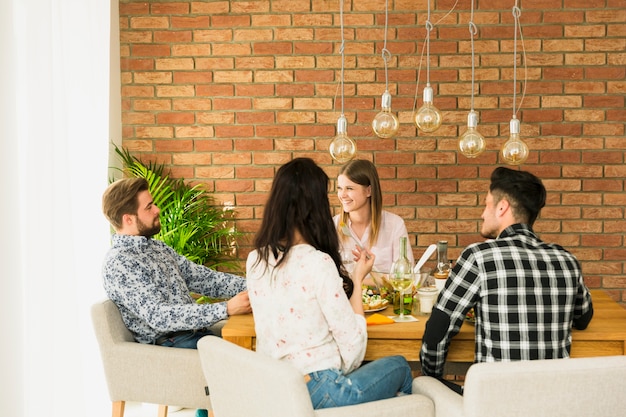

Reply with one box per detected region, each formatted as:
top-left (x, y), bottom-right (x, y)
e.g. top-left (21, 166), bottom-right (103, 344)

top-left (197, 335), bottom-right (435, 417)
top-left (413, 355), bottom-right (626, 417)
top-left (91, 299), bottom-right (212, 417)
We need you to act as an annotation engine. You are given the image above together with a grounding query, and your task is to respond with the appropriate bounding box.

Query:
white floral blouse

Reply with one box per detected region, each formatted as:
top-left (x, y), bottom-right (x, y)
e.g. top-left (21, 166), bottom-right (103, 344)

top-left (246, 244), bottom-right (367, 375)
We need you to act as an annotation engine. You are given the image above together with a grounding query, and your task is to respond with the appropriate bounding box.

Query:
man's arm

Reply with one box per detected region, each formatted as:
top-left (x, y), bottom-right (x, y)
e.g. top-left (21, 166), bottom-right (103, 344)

top-left (420, 308), bottom-right (452, 378)
top-left (573, 289), bottom-right (593, 330)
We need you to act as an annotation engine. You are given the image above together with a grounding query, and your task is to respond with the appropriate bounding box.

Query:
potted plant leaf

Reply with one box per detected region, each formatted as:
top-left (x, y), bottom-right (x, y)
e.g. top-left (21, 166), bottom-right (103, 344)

top-left (109, 144), bottom-right (241, 272)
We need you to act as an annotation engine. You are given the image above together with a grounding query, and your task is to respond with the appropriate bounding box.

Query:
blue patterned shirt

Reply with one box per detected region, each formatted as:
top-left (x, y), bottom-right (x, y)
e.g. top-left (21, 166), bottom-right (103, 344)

top-left (102, 234), bottom-right (247, 344)
top-left (420, 224), bottom-right (593, 377)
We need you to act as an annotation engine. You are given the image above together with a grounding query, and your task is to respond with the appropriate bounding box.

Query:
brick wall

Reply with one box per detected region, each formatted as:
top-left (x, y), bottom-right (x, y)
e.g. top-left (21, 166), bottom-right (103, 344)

top-left (118, 0), bottom-right (626, 306)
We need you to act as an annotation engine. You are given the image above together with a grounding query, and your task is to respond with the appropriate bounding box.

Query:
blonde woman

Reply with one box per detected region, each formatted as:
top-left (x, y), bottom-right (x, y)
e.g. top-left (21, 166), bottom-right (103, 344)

top-left (334, 159), bottom-right (414, 277)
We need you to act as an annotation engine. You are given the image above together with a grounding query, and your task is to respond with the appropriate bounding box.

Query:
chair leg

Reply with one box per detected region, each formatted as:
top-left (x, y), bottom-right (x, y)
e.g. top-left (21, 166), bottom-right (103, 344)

top-left (112, 401), bottom-right (125, 417)
top-left (157, 405), bottom-right (168, 417)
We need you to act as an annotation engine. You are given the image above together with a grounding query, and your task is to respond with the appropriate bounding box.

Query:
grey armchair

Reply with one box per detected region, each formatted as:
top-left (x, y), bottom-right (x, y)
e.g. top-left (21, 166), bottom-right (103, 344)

top-left (91, 299), bottom-right (212, 417)
top-left (197, 335), bottom-right (435, 417)
top-left (413, 355), bottom-right (626, 417)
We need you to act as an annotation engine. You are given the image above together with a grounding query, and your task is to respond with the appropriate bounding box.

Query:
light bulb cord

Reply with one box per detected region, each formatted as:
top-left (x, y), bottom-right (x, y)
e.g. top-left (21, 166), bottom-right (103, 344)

top-left (339, 0), bottom-right (346, 116)
top-left (425, 3), bottom-right (432, 84)
top-left (469, 0), bottom-right (477, 112)
top-left (511, 1), bottom-right (527, 119)
top-left (382, 0), bottom-right (391, 92)
top-left (412, 0), bottom-right (459, 114)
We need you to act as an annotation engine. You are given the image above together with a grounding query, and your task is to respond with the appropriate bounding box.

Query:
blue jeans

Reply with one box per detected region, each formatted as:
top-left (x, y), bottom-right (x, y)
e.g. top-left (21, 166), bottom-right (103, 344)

top-left (306, 355), bottom-right (413, 409)
top-left (158, 330), bottom-right (215, 349)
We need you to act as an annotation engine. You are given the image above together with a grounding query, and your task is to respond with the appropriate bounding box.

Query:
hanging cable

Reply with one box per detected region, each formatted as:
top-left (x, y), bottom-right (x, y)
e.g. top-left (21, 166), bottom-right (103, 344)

top-left (382, 0), bottom-right (390, 92)
top-left (372, 0), bottom-right (400, 138)
top-left (414, 0), bottom-right (443, 133)
top-left (458, 0), bottom-right (486, 158)
top-left (339, 0), bottom-right (345, 116)
top-left (329, 0), bottom-right (356, 162)
top-left (411, 0), bottom-right (458, 119)
top-left (501, 0), bottom-right (529, 165)
top-left (469, 6), bottom-right (477, 112)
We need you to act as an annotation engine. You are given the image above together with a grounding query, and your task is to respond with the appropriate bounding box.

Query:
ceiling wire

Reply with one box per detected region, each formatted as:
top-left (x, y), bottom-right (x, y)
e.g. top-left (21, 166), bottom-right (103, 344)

top-left (412, 0), bottom-right (460, 114)
top-left (469, 0), bottom-right (477, 112)
top-left (339, 0), bottom-right (346, 116)
top-left (511, 0), bottom-right (528, 118)
top-left (382, 0), bottom-right (391, 92)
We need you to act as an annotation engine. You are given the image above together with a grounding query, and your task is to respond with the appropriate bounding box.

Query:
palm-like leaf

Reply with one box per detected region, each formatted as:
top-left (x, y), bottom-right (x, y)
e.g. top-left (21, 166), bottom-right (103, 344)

top-left (110, 144), bottom-right (241, 271)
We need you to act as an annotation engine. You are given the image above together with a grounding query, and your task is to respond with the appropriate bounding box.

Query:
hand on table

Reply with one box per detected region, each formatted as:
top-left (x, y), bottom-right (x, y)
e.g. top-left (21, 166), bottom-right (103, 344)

top-left (226, 290), bottom-right (252, 316)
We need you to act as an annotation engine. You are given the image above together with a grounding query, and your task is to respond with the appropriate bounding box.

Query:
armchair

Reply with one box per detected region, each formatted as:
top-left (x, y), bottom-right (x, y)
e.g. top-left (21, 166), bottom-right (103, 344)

top-left (413, 355), bottom-right (626, 417)
top-left (91, 299), bottom-right (212, 417)
top-left (197, 335), bottom-right (435, 417)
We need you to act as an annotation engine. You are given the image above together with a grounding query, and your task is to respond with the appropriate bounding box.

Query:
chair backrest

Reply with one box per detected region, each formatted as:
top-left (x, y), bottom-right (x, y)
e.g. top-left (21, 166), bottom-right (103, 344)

top-left (197, 336), bottom-right (316, 417)
top-left (91, 299), bottom-right (210, 409)
top-left (463, 355), bottom-right (626, 417)
top-left (92, 298), bottom-right (136, 347)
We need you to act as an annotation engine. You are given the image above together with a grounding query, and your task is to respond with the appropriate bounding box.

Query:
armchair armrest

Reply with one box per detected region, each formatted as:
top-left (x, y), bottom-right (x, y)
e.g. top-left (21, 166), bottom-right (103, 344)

top-left (412, 377), bottom-right (463, 417)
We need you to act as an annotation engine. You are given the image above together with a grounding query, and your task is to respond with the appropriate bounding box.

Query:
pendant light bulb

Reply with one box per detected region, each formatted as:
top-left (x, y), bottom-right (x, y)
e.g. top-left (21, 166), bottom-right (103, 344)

top-left (330, 115), bottom-right (356, 163)
top-left (414, 84), bottom-right (442, 133)
top-left (501, 117), bottom-right (529, 165)
top-left (458, 111), bottom-right (486, 158)
top-left (372, 91), bottom-right (400, 139)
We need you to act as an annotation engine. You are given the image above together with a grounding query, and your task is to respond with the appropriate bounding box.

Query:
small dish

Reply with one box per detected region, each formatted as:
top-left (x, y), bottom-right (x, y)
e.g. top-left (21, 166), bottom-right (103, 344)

top-left (364, 305), bottom-right (388, 313)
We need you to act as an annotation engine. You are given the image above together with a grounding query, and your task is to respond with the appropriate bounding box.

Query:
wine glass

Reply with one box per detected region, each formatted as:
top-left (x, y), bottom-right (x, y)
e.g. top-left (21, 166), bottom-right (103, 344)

top-left (389, 261), bottom-right (415, 322)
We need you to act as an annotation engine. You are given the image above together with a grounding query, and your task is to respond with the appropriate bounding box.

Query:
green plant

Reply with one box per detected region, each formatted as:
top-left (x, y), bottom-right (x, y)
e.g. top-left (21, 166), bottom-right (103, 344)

top-left (110, 144), bottom-right (241, 271)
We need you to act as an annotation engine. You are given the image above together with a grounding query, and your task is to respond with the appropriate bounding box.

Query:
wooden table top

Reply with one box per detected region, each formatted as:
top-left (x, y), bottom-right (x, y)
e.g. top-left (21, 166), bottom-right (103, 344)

top-left (222, 289), bottom-right (626, 361)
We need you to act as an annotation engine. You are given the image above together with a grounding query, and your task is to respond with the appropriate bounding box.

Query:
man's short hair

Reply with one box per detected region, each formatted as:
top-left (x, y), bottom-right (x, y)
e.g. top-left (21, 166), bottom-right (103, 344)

top-left (102, 178), bottom-right (149, 230)
top-left (489, 167), bottom-right (546, 226)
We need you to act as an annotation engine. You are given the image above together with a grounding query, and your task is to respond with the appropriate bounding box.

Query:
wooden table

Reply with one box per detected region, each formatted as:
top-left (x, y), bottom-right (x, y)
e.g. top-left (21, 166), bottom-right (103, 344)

top-left (222, 290), bottom-right (626, 362)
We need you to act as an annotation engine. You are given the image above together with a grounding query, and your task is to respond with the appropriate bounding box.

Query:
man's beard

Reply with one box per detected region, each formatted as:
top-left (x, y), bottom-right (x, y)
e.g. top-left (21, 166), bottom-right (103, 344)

top-left (137, 217), bottom-right (161, 238)
top-left (480, 226), bottom-right (497, 240)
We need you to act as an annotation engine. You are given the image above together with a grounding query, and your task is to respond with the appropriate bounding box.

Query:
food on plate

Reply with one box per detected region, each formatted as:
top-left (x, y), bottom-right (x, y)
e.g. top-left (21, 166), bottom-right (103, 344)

top-left (465, 307), bottom-right (476, 323)
top-left (362, 286), bottom-right (390, 311)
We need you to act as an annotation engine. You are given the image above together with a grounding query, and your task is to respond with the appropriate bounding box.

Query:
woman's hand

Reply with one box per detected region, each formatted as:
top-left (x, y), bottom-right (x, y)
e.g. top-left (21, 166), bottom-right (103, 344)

top-left (351, 247), bottom-right (375, 287)
top-left (348, 248), bottom-right (374, 316)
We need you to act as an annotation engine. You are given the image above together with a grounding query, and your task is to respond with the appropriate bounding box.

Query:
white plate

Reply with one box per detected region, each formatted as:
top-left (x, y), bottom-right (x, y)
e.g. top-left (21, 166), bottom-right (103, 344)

top-left (364, 305), bottom-right (388, 313)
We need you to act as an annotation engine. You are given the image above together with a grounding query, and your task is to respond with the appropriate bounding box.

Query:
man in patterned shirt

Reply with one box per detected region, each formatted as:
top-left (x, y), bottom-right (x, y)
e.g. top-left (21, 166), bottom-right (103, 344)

top-left (420, 167), bottom-right (593, 394)
top-left (101, 178), bottom-right (251, 349)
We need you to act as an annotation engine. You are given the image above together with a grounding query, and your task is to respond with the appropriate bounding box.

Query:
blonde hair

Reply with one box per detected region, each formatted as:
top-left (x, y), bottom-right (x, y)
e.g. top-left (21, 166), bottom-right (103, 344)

top-left (338, 159), bottom-right (382, 247)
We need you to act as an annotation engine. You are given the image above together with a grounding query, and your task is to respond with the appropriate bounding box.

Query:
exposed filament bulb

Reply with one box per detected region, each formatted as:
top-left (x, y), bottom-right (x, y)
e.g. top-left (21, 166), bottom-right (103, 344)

top-left (329, 115), bottom-right (357, 163)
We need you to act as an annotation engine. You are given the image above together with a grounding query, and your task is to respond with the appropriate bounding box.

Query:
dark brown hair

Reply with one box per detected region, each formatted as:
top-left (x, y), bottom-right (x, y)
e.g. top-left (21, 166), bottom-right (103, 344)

top-left (253, 158), bottom-right (353, 297)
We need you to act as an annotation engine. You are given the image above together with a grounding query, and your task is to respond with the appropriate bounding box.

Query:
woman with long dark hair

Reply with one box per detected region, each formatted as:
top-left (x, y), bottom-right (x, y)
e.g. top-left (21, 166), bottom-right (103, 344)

top-left (247, 158), bottom-right (412, 409)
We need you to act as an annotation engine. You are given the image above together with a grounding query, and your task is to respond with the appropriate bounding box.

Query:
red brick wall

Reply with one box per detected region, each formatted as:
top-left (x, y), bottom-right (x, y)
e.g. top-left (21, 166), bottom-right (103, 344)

top-left (118, 0), bottom-right (626, 305)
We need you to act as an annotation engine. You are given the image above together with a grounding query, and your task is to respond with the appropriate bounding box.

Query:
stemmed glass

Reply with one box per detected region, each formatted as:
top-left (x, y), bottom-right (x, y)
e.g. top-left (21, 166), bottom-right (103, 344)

top-left (389, 274), bottom-right (414, 321)
top-left (389, 237), bottom-right (415, 322)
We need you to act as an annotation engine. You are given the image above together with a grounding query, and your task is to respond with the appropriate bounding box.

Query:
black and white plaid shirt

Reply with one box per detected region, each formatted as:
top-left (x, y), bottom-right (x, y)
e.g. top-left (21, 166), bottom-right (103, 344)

top-left (420, 224), bottom-right (594, 378)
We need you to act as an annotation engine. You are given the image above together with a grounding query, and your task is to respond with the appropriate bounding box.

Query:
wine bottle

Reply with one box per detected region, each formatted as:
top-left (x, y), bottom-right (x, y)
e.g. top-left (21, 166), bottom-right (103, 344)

top-left (434, 240), bottom-right (450, 291)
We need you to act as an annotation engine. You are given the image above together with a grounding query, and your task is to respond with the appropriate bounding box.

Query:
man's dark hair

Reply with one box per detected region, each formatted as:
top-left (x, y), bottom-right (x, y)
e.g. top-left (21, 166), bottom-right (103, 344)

top-left (489, 167), bottom-right (546, 226)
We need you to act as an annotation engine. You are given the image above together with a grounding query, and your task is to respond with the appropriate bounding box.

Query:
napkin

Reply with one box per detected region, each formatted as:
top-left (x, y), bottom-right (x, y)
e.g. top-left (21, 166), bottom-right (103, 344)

top-left (366, 313), bottom-right (394, 325)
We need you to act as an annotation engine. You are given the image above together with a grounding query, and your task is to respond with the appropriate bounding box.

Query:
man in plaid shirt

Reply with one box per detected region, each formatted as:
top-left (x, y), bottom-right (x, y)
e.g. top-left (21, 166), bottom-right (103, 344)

top-left (420, 167), bottom-right (594, 394)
